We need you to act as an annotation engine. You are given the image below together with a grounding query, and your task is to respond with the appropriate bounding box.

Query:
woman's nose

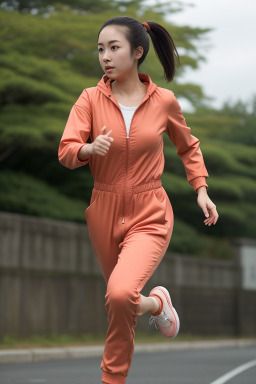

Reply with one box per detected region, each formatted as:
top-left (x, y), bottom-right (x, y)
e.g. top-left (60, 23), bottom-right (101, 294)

top-left (103, 50), bottom-right (111, 60)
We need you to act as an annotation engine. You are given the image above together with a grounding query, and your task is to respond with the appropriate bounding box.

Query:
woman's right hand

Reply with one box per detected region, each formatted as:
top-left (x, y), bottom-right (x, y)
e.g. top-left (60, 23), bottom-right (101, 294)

top-left (91, 126), bottom-right (114, 156)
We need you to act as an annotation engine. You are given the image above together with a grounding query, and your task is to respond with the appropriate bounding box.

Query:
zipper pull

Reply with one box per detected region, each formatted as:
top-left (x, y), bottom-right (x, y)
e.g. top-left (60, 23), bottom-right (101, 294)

top-left (122, 217), bottom-right (125, 224)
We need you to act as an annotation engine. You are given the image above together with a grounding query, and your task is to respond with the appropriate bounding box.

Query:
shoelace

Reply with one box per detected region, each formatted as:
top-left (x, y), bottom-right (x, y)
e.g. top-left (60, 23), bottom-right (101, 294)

top-left (149, 311), bottom-right (170, 330)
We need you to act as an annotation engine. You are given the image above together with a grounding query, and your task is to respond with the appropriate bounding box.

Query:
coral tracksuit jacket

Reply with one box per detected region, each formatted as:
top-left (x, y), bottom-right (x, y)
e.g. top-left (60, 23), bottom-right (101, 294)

top-left (58, 72), bottom-right (209, 193)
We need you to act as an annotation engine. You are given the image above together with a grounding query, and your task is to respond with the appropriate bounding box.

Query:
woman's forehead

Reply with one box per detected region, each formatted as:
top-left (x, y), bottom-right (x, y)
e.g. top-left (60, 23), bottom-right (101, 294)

top-left (98, 25), bottom-right (126, 44)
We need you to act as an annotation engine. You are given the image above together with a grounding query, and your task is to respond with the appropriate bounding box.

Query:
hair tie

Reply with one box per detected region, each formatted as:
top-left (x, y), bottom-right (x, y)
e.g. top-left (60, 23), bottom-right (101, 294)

top-left (142, 22), bottom-right (150, 32)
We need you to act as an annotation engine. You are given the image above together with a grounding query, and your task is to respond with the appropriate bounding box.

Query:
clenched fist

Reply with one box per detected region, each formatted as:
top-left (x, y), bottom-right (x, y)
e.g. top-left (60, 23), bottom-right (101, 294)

top-left (91, 126), bottom-right (114, 156)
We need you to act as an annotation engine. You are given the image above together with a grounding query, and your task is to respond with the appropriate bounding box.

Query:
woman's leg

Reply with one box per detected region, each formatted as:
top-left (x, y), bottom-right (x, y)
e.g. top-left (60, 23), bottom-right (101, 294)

top-left (100, 229), bottom-right (172, 384)
top-left (137, 294), bottom-right (161, 316)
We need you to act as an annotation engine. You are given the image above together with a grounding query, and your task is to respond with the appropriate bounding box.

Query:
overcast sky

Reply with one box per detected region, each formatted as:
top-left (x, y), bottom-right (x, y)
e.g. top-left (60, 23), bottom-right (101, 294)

top-left (146, 0), bottom-right (255, 112)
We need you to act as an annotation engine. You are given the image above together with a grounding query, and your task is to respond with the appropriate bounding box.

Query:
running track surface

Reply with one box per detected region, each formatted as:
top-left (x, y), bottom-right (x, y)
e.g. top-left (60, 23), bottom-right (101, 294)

top-left (1, 346), bottom-right (256, 383)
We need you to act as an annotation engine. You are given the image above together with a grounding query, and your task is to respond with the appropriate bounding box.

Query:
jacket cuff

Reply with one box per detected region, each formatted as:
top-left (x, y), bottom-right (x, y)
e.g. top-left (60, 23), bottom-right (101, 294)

top-left (76, 143), bottom-right (90, 165)
top-left (190, 177), bottom-right (208, 193)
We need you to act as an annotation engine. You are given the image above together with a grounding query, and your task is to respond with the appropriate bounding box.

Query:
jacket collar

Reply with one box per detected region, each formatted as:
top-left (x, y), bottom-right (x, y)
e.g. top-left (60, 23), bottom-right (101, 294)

top-left (96, 73), bottom-right (158, 98)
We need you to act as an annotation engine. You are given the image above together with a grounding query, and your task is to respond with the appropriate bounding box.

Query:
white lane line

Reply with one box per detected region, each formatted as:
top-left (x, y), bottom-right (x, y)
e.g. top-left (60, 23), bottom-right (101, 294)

top-left (209, 359), bottom-right (256, 384)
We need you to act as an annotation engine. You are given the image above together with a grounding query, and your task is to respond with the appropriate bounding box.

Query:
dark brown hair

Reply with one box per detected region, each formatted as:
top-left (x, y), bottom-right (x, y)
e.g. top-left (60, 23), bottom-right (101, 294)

top-left (97, 16), bottom-right (180, 82)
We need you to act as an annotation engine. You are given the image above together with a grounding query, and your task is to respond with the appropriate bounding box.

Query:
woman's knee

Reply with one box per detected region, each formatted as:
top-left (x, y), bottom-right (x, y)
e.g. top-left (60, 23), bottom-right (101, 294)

top-left (106, 286), bottom-right (136, 308)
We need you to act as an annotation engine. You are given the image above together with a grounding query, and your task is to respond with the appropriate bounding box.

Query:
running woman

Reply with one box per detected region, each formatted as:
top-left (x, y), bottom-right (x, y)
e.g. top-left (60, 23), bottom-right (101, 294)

top-left (58, 16), bottom-right (219, 384)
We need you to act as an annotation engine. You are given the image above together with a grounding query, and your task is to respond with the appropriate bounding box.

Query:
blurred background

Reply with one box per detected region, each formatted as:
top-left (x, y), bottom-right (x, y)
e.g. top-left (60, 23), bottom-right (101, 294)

top-left (0, 0), bottom-right (255, 349)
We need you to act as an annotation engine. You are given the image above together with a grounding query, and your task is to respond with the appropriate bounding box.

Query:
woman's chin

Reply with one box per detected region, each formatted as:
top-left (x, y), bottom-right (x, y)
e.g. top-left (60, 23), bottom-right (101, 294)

top-left (105, 71), bottom-right (115, 76)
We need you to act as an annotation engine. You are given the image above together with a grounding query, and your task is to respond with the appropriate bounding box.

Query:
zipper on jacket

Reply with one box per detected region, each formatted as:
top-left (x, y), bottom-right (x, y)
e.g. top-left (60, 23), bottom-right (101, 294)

top-left (118, 100), bottom-right (148, 224)
top-left (122, 137), bottom-right (129, 224)
top-left (106, 93), bottom-right (151, 225)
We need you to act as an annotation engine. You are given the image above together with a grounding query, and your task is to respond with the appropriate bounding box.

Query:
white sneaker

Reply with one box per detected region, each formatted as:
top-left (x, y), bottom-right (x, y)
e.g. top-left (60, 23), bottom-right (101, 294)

top-left (149, 286), bottom-right (180, 339)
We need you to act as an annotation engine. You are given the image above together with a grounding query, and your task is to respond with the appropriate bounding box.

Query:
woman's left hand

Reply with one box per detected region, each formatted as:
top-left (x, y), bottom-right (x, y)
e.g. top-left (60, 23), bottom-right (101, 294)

top-left (196, 187), bottom-right (219, 226)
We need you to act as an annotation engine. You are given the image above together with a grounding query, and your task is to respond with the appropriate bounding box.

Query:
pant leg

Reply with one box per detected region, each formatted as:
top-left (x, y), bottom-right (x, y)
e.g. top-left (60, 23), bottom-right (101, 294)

top-left (85, 188), bottom-right (122, 284)
top-left (101, 227), bottom-right (173, 384)
top-left (85, 181), bottom-right (174, 384)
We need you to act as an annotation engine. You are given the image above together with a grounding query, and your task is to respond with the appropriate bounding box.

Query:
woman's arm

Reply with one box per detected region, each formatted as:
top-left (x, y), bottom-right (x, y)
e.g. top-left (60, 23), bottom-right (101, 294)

top-left (165, 93), bottom-right (209, 193)
top-left (165, 93), bottom-right (219, 225)
top-left (58, 89), bottom-right (92, 170)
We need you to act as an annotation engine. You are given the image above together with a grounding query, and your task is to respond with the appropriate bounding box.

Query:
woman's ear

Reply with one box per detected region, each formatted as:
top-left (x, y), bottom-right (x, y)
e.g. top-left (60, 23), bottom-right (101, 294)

top-left (136, 46), bottom-right (144, 60)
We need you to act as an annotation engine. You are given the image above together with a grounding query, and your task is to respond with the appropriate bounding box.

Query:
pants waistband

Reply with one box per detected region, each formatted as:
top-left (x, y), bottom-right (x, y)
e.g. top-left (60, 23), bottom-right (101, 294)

top-left (94, 179), bottom-right (162, 193)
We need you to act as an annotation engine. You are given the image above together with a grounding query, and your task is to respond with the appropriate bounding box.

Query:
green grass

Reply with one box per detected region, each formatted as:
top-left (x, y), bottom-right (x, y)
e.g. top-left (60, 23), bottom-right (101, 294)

top-left (1, 332), bottom-right (255, 350)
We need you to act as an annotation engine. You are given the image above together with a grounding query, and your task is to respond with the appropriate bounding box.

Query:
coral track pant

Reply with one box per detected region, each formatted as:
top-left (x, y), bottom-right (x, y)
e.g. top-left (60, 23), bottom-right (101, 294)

top-left (84, 179), bottom-right (174, 384)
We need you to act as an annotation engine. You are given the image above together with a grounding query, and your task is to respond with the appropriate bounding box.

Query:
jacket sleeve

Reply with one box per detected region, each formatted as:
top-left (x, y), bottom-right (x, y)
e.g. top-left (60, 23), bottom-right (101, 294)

top-left (165, 93), bottom-right (209, 193)
top-left (58, 89), bottom-right (92, 170)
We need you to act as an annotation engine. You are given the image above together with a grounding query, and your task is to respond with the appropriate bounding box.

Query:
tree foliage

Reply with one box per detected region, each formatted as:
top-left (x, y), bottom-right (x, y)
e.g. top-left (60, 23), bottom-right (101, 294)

top-left (0, 5), bottom-right (255, 257)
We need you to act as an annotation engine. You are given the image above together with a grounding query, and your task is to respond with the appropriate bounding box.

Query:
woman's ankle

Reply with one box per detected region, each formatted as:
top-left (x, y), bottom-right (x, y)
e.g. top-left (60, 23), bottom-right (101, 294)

top-left (149, 295), bottom-right (163, 316)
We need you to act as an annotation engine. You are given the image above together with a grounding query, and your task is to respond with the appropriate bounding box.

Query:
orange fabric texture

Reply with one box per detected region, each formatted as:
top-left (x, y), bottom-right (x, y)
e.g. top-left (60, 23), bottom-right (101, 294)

top-left (58, 73), bottom-right (209, 193)
top-left (58, 73), bottom-right (210, 384)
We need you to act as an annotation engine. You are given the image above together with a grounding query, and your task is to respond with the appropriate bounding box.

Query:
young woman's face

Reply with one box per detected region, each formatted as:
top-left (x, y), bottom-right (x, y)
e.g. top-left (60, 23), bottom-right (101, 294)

top-left (98, 25), bottom-right (142, 79)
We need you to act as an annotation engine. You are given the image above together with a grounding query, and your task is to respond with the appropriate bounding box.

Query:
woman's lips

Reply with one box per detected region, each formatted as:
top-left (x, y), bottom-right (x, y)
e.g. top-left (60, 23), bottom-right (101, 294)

top-left (106, 67), bottom-right (114, 72)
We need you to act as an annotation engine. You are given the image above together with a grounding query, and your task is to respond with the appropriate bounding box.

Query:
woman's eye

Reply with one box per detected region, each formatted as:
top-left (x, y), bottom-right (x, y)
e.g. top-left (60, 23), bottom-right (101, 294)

top-left (98, 46), bottom-right (118, 52)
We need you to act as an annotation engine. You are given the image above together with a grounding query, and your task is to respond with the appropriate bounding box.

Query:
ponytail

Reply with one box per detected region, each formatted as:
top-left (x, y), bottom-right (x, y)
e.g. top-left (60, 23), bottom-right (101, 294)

top-left (142, 21), bottom-right (180, 82)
